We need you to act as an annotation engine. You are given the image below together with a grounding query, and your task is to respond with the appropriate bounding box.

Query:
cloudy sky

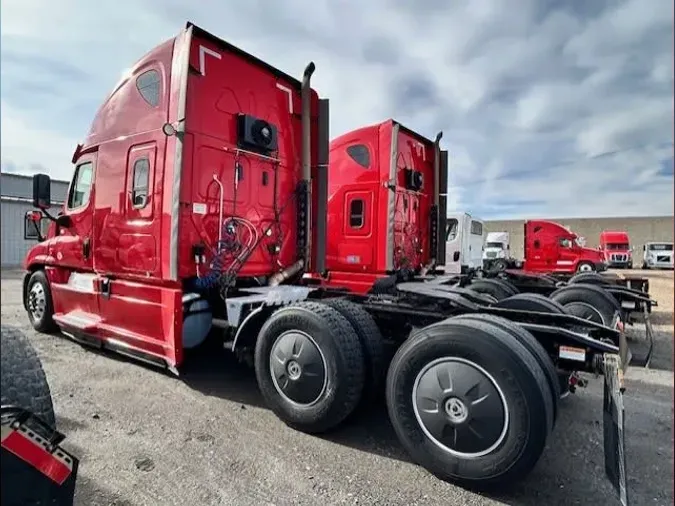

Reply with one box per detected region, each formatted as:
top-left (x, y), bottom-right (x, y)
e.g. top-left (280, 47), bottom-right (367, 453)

top-left (1, 0), bottom-right (673, 219)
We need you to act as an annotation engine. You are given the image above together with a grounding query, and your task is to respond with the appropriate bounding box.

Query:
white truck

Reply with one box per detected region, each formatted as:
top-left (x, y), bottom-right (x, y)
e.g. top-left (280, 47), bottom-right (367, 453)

top-left (482, 231), bottom-right (511, 270)
top-left (442, 212), bottom-right (485, 274)
top-left (642, 242), bottom-right (674, 269)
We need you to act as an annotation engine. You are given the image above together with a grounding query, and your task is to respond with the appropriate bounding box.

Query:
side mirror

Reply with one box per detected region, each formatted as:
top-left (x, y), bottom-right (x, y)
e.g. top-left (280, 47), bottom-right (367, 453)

top-left (24, 211), bottom-right (44, 241)
top-left (32, 173), bottom-right (52, 209)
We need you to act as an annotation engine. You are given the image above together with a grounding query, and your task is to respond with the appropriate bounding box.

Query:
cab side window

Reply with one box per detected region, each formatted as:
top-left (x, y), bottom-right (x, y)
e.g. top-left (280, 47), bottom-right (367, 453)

top-left (349, 199), bottom-right (365, 228)
top-left (446, 219), bottom-right (459, 241)
top-left (132, 158), bottom-right (150, 208)
top-left (470, 220), bottom-right (483, 235)
top-left (136, 70), bottom-right (160, 107)
top-left (67, 162), bottom-right (94, 210)
top-left (559, 238), bottom-right (572, 249)
top-left (346, 144), bottom-right (371, 169)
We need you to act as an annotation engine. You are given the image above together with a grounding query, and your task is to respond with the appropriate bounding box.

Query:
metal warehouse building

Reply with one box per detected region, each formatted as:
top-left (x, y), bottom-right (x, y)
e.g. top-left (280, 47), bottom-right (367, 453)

top-left (1, 172), bottom-right (70, 267)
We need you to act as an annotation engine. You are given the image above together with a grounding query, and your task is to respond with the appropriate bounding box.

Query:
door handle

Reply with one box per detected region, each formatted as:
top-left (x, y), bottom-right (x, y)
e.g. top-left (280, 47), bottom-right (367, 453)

top-left (83, 238), bottom-right (91, 259)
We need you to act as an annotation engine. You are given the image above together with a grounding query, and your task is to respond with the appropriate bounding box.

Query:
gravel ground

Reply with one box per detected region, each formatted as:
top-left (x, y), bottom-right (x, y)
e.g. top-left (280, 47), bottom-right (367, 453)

top-left (1, 269), bottom-right (673, 506)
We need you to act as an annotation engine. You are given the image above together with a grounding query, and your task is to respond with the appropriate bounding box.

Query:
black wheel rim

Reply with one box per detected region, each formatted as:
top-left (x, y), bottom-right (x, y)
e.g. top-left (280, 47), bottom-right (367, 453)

top-left (269, 330), bottom-right (327, 406)
top-left (412, 357), bottom-right (508, 457)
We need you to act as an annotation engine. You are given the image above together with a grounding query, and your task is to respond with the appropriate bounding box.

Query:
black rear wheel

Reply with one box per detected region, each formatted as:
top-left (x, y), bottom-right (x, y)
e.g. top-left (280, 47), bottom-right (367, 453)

top-left (254, 302), bottom-right (365, 434)
top-left (450, 313), bottom-right (559, 428)
top-left (492, 292), bottom-right (569, 314)
top-left (550, 284), bottom-right (620, 326)
top-left (386, 317), bottom-right (551, 489)
top-left (322, 298), bottom-right (386, 400)
top-left (468, 279), bottom-right (518, 301)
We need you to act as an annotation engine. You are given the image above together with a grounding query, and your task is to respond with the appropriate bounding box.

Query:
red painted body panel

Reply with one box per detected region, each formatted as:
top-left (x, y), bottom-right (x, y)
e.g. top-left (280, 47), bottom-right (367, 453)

top-left (324, 120), bottom-right (436, 293)
top-left (522, 220), bottom-right (604, 273)
top-left (23, 23), bottom-right (316, 367)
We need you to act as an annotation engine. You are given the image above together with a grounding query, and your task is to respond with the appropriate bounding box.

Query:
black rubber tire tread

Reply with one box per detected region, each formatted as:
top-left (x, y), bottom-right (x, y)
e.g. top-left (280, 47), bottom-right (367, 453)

top-left (449, 313), bottom-right (559, 430)
top-left (254, 301), bottom-right (365, 434)
top-left (322, 298), bottom-right (386, 400)
top-left (568, 272), bottom-right (612, 286)
top-left (550, 283), bottom-right (620, 326)
top-left (493, 277), bottom-right (520, 295)
top-left (468, 279), bottom-right (516, 301)
top-left (493, 259), bottom-right (509, 271)
top-left (492, 292), bottom-right (569, 314)
top-left (386, 317), bottom-right (550, 489)
top-left (26, 270), bottom-right (58, 333)
top-left (0, 325), bottom-right (56, 428)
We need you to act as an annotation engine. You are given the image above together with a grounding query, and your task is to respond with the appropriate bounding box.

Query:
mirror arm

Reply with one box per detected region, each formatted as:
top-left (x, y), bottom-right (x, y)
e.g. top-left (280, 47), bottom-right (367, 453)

top-left (41, 208), bottom-right (58, 222)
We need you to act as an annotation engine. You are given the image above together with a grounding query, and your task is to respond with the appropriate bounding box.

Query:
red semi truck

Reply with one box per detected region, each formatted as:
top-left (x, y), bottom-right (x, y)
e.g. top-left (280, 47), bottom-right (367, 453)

top-left (599, 230), bottom-right (633, 269)
top-left (319, 119), bottom-right (444, 294)
top-left (21, 22), bottom-right (631, 498)
top-left (483, 220), bottom-right (607, 275)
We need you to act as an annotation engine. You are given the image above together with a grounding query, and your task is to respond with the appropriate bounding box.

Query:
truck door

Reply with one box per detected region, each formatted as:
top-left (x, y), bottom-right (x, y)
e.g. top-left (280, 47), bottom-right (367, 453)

top-left (53, 157), bottom-right (96, 271)
top-left (116, 142), bottom-right (159, 275)
top-left (48, 154), bottom-right (98, 316)
top-left (555, 237), bottom-right (577, 271)
top-left (468, 219), bottom-right (484, 268)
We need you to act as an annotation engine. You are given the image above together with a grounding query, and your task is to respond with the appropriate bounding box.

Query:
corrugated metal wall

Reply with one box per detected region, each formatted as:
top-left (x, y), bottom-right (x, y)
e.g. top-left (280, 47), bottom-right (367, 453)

top-left (1, 200), bottom-right (40, 266)
top-left (1, 172), bottom-right (70, 267)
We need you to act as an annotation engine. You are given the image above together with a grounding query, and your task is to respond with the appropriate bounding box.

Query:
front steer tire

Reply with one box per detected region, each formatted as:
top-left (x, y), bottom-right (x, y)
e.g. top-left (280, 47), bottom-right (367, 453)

top-left (386, 317), bottom-right (551, 490)
top-left (0, 326), bottom-right (56, 428)
top-left (25, 270), bottom-right (58, 334)
top-left (254, 302), bottom-right (365, 434)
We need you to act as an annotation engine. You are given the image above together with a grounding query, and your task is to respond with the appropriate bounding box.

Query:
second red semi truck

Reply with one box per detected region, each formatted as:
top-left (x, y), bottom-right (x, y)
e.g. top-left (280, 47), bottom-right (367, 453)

top-left (599, 230), bottom-right (633, 269)
top-left (22, 22), bottom-right (633, 500)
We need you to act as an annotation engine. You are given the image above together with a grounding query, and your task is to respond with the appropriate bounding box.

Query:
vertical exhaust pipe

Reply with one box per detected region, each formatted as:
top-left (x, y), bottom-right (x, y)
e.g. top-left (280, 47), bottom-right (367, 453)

top-left (302, 62), bottom-right (316, 183)
top-left (298, 62), bottom-right (316, 267)
top-left (433, 131), bottom-right (443, 207)
top-left (427, 131), bottom-right (443, 268)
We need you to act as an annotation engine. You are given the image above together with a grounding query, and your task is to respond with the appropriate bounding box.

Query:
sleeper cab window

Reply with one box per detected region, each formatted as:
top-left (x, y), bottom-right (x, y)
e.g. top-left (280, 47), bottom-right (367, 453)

top-left (136, 69), bottom-right (160, 107)
top-left (349, 199), bottom-right (365, 228)
top-left (346, 144), bottom-right (371, 169)
top-left (470, 220), bottom-right (483, 236)
top-left (67, 162), bottom-right (94, 210)
top-left (132, 158), bottom-right (150, 208)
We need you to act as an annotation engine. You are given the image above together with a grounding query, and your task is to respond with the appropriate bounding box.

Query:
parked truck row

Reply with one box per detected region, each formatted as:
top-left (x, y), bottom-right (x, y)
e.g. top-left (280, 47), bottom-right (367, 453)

top-left (21, 22), bottom-right (647, 504)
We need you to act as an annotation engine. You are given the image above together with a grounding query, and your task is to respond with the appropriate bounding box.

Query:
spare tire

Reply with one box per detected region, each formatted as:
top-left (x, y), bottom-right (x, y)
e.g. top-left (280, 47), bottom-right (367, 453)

top-left (0, 326), bottom-right (56, 428)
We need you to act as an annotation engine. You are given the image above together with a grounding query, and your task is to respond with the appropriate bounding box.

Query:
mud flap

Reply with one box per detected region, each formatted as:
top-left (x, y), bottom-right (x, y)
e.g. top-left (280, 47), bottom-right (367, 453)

top-left (1, 406), bottom-right (78, 506)
top-left (602, 354), bottom-right (628, 506)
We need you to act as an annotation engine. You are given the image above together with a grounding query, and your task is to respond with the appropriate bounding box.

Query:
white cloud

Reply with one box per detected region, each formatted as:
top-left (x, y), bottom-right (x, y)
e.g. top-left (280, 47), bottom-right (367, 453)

top-left (1, 0), bottom-right (673, 218)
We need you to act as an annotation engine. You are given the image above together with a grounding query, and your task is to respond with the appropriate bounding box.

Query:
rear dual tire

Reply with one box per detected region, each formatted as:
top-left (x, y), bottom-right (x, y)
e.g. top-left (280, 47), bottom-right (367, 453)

top-left (254, 301), bottom-right (368, 434)
top-left (386, 316), bottom-right (553, 489)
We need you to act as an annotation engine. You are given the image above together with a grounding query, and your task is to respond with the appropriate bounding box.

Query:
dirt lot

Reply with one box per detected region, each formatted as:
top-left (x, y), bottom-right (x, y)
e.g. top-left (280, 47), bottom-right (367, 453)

top-left (1, 269), bottom-right (673, 506)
